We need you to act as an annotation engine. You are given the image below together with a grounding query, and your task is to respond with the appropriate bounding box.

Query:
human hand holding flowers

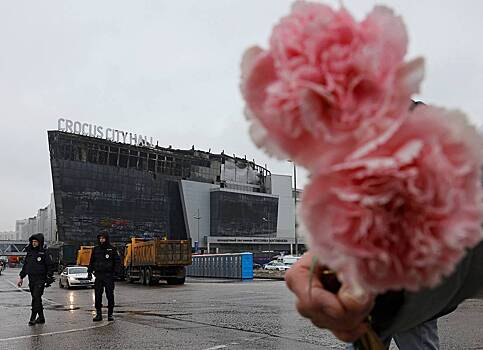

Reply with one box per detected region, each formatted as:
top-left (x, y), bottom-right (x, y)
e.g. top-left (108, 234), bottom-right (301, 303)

top-left (241, 2), bottom-right (483, 349)
top-left (286, 252), bottom-right (375, 343)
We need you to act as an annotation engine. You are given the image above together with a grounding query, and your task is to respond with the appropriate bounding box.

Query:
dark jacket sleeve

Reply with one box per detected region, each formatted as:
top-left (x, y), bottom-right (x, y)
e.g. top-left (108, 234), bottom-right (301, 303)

top-left (19, 256), bottom-right (28, 279)
top-left (376, 240), bottom-right (483, 338)
top-left (88, 247), bottom-right (96, 274)
top-left (45, 250), bottom-right (55, 277)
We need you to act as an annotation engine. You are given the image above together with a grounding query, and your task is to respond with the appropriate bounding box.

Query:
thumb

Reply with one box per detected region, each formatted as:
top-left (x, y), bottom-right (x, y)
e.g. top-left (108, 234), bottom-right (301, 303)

top-left (338, 284), bottom-right (374, 316)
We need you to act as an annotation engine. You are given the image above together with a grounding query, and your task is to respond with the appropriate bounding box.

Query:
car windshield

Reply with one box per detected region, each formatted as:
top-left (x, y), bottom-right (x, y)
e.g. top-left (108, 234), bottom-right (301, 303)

top-left (69, 267), bottom-right (88, 274)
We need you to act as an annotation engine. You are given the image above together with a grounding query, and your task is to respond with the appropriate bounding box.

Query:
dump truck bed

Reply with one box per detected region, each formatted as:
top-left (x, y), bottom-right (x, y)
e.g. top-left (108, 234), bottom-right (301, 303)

top-left (131, 240), bottom-right (191, 267)
top-left (76, 246), bottom-right (94, 266)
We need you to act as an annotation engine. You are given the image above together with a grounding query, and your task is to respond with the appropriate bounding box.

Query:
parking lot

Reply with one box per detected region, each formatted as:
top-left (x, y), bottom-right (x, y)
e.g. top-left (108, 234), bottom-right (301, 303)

top-left (1, 268), bottom-right (483, 350)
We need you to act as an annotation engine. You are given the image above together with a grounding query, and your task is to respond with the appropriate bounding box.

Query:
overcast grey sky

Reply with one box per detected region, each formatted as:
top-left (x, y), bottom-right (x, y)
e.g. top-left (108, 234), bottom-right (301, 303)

top-left (1, 1), bottom-right (482, 231)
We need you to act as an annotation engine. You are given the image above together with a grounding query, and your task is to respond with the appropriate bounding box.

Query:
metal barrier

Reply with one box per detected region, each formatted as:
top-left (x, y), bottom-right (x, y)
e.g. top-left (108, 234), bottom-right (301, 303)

top-left (187, 252), bottom-right (253, 280)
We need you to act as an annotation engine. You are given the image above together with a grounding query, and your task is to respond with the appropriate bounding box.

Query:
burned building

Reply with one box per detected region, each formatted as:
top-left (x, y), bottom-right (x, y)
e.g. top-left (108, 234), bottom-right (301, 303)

top-left (48, 130), bottom-right (281, 248)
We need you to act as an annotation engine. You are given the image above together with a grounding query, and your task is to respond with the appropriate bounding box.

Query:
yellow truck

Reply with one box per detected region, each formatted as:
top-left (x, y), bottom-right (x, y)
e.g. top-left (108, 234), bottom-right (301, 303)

top-left (76, 244), bottom-right (125, 279)
top-left (76, 246), bottom-right (94, 266)
top-left (124, 238), bottom-right (192, 285)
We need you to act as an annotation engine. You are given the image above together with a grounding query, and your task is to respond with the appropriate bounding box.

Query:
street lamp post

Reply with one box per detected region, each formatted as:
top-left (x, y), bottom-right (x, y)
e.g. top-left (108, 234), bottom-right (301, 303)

top-left (262, 217), bottom-right (271, 253)
top-left (288, 161), bottom-right (299, 256)
top-left (193, 209), bottom-right (202, 253)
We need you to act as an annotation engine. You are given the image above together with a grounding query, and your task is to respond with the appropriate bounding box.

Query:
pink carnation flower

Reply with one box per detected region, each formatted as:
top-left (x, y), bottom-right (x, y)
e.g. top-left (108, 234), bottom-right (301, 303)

top-left (301, 105), bottom-right (483, 293)
top-left (241, 2), bottom-right (424, 169)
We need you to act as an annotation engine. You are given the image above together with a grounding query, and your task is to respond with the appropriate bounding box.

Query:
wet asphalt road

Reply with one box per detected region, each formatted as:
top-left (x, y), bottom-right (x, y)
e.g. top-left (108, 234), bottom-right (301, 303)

top-left (0, 268), bottom-right (482, 350)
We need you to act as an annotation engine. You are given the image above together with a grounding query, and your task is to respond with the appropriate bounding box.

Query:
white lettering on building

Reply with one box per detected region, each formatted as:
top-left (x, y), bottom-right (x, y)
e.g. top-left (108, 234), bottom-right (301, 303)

top-left (57, 118), bottom-right (159, 147)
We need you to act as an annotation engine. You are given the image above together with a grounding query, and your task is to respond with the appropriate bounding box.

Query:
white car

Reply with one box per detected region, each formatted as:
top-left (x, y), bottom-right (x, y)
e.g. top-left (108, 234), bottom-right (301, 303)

top-left (263, 261), bottom-right (291, 271)
top-left (280, 255), bottom-right (301, 266)
top-left (59, 266), bottom-right (95, 289)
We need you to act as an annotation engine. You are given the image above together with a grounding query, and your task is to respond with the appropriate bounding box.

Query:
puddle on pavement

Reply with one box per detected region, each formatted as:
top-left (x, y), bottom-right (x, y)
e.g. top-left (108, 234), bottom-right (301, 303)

top-left (45, 305), bottom-right (81, 311)
top-left (114, 310), bottom-right (192, 317)
top-left (1, 303), bottom-right (82, 311)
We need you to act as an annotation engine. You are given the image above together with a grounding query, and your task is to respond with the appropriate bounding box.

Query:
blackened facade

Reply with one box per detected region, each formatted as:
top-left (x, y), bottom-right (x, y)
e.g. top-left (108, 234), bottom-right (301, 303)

top-left (210, 190), bottom-right (278, 237)
top-left (48, 131), bottom-right (277, 245)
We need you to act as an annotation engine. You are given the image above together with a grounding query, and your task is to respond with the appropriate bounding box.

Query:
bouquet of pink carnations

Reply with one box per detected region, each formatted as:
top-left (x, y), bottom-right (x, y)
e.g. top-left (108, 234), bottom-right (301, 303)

top-left (241, 2), bottom-right (483, 349)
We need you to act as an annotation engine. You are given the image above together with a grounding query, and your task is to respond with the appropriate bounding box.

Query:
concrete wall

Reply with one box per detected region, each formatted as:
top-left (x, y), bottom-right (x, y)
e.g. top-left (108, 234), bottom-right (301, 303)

top-left (182, 175), bottom-right (295, 248)
top-left (180, 180), bottom-right (218, 248)
top-left (270, 174), bottom-right (295, 239)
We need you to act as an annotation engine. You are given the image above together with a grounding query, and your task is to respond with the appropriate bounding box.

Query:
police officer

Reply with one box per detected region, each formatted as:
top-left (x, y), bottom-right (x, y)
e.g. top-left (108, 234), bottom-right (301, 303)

top-left (88, 232), bottom-right (120, 322)
top-left (17, 233), bottom-right (55, 325)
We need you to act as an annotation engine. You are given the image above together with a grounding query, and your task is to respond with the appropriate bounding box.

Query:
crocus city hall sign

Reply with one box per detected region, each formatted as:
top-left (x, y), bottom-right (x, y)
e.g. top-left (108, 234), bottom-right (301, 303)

top-left (57, 118), bottom-right (159, 147)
